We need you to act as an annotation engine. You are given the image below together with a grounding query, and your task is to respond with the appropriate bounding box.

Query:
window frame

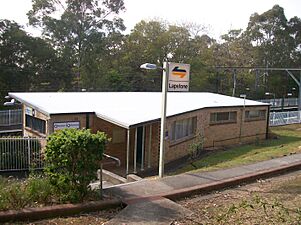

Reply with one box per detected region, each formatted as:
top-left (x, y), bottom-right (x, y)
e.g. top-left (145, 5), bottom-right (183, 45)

top-left (210, 111), bottom-right (237, 125)
top-left (25, 115), bottom-right (46, 134)
top-left (244, 109), bottom-right (266, 121)
top-left (170, 116), bottom-right (197, 143)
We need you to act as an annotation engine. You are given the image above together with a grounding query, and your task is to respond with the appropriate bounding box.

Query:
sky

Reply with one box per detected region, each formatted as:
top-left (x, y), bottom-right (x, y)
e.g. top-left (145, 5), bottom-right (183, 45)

top-left (0, 0), bottom-right (301, 39)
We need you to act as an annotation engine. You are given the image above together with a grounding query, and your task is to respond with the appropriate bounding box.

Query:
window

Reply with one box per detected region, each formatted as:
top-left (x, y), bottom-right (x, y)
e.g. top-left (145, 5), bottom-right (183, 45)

top-left (245, 110), bottom-right (266, 121)
top-left (210, 111), bottom-right (237, 124)
top-left (171, 117), bottom-right (197, 141)
top-left (25, 115), bottom-right (46, 134)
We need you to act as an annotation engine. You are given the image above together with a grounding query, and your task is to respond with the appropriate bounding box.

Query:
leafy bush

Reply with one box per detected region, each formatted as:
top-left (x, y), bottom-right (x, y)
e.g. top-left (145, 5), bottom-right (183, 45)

top-left (0, 175), bottom-right (57, 210)
top-left (44, 129), bottom-right (108, 203)
top-left (188, 131), bottom-right (205, 160)
top-left (26, 174), bottom-right (55, 204)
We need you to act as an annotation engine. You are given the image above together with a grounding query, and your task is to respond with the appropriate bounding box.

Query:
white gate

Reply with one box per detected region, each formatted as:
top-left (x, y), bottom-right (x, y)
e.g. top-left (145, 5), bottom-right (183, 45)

top-left (0, 137), bottom-right (46, 172)
top-left (270, 111), bottom-right (301, 126)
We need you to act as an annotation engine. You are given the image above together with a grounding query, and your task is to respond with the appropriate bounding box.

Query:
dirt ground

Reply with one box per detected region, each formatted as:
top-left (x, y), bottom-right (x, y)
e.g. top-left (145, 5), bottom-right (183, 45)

top-left (17, 170), bottom-right (301, 225)
top-left (18, 208), bottom-right (120, 225)
top-left (173, 170), bottom-right (301, 225)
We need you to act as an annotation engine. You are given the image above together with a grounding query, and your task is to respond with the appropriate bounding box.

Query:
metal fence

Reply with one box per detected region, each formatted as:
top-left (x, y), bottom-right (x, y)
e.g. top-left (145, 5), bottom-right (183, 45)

top-left (0, 137), bottom-right (46, 172)
top-left (269, 110), bottom-right (301, 126)
top-left (0, 109), bottom-right (22, 126)
top-left (258, 98), bottom-right (298, 108)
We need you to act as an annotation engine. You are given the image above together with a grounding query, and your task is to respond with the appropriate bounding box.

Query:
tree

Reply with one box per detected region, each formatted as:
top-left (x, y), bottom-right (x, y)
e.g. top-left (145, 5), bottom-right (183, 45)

top-left (288, 16), bottom-right (301, 67)
top-left (120, 20), bottom-right (213, 91)
top-left (0, 19), bottom-right (72, 106)
top-left (27, 0), bottom-right (125, 90)
top-left (0, 20), bottom-right (32, 97)
top-left (244, 5), bottom-right (297, 97)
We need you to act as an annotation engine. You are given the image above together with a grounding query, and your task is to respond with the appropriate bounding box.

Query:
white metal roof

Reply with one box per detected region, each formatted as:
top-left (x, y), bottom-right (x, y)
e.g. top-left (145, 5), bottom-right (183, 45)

top-left (9, 92), bottom-right (268, 128)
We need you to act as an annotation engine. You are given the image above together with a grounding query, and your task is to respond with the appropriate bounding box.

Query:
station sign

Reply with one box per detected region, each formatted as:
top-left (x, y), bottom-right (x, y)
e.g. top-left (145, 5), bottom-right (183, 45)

top-left (53, 121), bottom-right (80, 131)
top-left (168, 62), bottom-right (190, 92)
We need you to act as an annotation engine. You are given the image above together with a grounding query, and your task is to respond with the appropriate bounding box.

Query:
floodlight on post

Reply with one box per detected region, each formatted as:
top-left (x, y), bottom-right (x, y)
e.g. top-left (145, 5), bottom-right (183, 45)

top-left (140, 62), bottom-right (168, 178)
top-left (3, 102), bottom-right (14, 106)
top-left (3, 98), bottom-right (16, 106)
top-left (239, 94), bottom-right (246, 107)
top-left (265, 92), bottom-right (276, 107)
top-left (140, 63), bottom-right (163, 70)
top-left (265, 92), bottom-right (276, 124)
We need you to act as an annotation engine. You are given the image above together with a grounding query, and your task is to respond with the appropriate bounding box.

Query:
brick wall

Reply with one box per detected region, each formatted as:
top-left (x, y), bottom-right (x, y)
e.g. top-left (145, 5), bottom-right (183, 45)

top-left (201, 106), bottom-right (268, 148)
top-left (21, 103), bottom-right (269, 174)
top-left (92, 116), bottom-right (128, 169)
top-left (164, 105), bottom-right (268, 164)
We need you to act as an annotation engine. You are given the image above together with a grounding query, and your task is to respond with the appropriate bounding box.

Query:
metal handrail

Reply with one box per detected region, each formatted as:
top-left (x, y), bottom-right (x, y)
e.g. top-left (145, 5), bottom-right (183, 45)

top-left (99, 153), bottom-right (121, 199)
top-left (102, 153), bottom-right (121, 167)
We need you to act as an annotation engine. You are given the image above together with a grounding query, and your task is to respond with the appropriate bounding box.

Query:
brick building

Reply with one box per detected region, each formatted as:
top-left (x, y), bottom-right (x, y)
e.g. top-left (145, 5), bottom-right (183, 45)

top-left (9, 92), bottom-right (269, 175)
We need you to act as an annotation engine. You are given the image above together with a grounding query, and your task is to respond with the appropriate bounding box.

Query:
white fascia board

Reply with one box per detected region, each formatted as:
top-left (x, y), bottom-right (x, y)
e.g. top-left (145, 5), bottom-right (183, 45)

top-left (95, 112), bottom-right (130, 129)
top-left (8, 93), bottom-right (50, 117)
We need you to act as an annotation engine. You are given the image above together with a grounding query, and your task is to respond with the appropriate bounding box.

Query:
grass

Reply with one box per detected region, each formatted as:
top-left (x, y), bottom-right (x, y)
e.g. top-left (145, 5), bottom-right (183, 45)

top-left (176, 124), bottom-right (301, 174)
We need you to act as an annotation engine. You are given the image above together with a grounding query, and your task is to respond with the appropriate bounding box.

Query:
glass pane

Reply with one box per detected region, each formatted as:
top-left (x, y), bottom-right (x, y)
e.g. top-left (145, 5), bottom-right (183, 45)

top-left (229, 112), bottom-right (236, 121)
top-left (217, 112), bottom-right (229, 121)
top-left (210, 113), bottom-right (216, 122)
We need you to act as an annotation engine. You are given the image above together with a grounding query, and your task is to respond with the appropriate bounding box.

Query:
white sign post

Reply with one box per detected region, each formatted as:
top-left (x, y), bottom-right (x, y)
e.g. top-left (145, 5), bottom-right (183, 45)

top-left (140, 61), bottom-right (190, 178)
top-left (168, 62), bottom-right (190, 92)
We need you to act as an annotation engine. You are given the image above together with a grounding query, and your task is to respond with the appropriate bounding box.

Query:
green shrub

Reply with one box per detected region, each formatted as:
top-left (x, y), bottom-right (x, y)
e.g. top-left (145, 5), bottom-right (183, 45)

top-left (5, 181), bottom-right (30, 209)
top-left (44, 129), bottom-right (108, 203)
top-left (26, 174), bottom-right (55, 205)
top-left (0, 175), bottom-right (58, 210)
top-left (0, 178), bottom-right (30, 210)
top-left (0, 177), bottom-right (9, 210)
top-left (188, 131), bottom-right (205, 160)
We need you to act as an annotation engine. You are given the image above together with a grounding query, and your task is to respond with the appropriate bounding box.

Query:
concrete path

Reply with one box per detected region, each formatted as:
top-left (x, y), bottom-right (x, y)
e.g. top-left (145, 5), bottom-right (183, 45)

top-left (104, 153), bottom-right (301, 224)
top-left (106, 197), bottom-right (192, 225)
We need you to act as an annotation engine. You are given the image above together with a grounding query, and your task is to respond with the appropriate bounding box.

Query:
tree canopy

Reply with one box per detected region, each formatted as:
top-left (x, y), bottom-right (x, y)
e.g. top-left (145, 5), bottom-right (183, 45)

top-left (0, 3), bottom-right (300, 107)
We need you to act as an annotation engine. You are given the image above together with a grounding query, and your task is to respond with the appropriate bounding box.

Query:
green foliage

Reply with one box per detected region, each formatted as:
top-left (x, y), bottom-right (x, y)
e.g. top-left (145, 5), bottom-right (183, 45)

top-left (26, 174), bottom-right (55, 204)
top-left (44, 129), bottom-right (108, 202)
top-left (27, 0), bottom-right (125, 91)
top-left (177, 124), bottom-right (301, 174)
top-left (216, 195), bottom-right (301, 224)
top-left (0, 175), bottom-right (56, 210)
top-left (0, 19), bottom-right (72, 101)
top-left (1, 4), bottom-right (301, 96)
top-left (188, 131), bottom-right (205, 160)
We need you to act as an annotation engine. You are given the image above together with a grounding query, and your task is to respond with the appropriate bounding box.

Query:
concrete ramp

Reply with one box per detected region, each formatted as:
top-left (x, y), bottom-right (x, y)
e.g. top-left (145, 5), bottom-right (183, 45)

top-left (106, 197), bottom-right (192, 225)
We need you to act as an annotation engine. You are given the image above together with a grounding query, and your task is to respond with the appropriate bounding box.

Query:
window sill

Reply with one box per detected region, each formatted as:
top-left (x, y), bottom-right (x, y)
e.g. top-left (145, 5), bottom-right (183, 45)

top-left (169, 135), bottom-right (196, 147)
top-left (24, 127), bottom-right (46, 138)
top-left (244, 118), bottom-right (266, 122)
top-left (209, 121), bottom-right (237, 126)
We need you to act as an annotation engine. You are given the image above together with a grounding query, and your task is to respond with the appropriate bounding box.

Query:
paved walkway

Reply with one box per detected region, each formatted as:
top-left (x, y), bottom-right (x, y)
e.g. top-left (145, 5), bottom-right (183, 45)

top-left (105, 153), bottom-right (301, 224)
